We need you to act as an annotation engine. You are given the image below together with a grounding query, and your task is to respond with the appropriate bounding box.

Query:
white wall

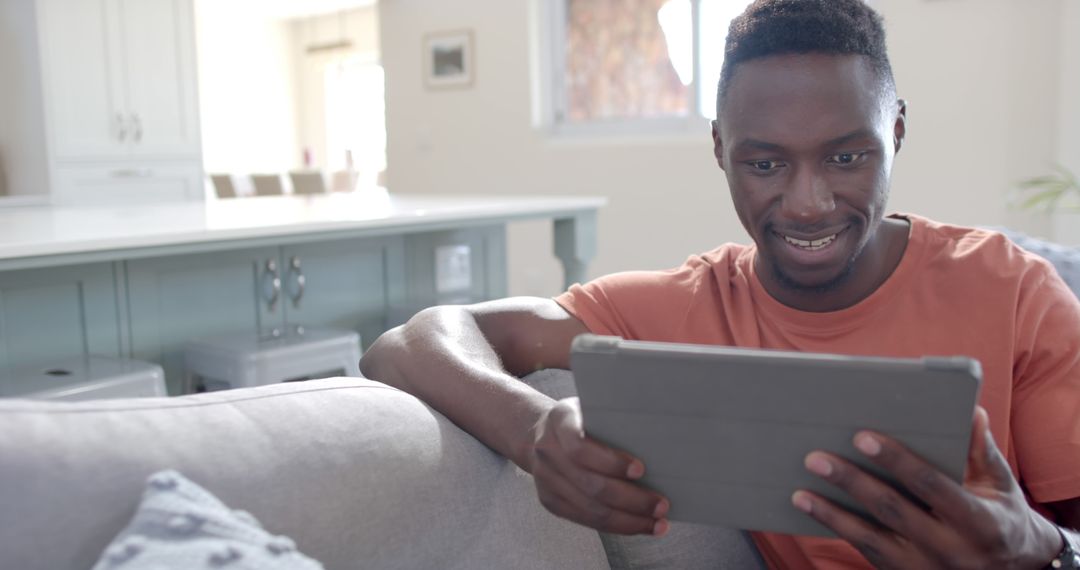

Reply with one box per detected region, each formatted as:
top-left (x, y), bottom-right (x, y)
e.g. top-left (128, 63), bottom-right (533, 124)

top-left (194, 1), bottom-right (300, 174)
top-left (881, 0), bottom-right (1062, 235)
top-left (379, 0), bottom-right (1071, 297)
top-left (1059, 0), bottom-right (1080, 176)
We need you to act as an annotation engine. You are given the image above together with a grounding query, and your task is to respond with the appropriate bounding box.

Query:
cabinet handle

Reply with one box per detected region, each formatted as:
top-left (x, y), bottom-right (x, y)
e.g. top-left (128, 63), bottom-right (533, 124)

top-left (288, 256), bottom-right (306, 309)
top-left (263, 259), bottom-right (281, 313)
top-left (116, 113), bottom-right (127, 142)
top-left (110, 168), bottom-right (153, 178)
top-left (131, 113), bottom-right (143, 142)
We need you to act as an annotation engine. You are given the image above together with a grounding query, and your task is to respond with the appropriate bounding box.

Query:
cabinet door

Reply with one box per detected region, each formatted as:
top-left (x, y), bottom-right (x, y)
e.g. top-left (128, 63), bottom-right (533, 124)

top-left (0, 263), bottom-right (122, 373)
top-left (126, 248), bottom-right (282, 393)
top-left (402, 225), bottom-right (508, 309)
top-left (281, 237), bottom-right (404, 350)
top-left (118, 0), bottom-right (201, 158)
top-left (36, 0), bottom-right (126, 159)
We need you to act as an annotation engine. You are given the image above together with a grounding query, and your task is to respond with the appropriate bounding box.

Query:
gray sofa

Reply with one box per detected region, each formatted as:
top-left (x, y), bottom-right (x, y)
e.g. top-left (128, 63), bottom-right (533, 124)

top-left (0, 369), bottom-right (762, 570)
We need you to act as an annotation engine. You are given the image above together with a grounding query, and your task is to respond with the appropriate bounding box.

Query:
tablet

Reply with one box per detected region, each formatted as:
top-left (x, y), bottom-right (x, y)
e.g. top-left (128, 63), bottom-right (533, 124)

top-left (570, 334), bottom-right (982, 537)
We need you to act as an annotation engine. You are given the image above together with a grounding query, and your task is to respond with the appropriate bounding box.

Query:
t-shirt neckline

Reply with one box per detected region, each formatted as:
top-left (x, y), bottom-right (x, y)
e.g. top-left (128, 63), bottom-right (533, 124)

top-left (744, 213), bottom-right (928, 335)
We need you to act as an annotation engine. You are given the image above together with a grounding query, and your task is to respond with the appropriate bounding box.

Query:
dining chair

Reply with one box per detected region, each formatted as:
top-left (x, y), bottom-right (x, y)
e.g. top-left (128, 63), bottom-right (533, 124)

top-left (209, 174), bottom-right (237, 198)
top-left (289, 170), bottom-right (328, 195)
top-left (251, 174), bottom-right (285, 196)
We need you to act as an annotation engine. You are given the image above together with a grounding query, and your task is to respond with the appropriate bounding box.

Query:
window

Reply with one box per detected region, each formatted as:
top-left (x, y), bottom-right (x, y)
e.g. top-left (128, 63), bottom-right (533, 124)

top-left (546, 0), bottom-right (753, 132)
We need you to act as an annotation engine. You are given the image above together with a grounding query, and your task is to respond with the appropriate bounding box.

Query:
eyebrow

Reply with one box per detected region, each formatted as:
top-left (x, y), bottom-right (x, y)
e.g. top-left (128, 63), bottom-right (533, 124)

top-left (824, 128), bottom-right (877, 147)
top-left (733, 128), bottom-right (878, 154)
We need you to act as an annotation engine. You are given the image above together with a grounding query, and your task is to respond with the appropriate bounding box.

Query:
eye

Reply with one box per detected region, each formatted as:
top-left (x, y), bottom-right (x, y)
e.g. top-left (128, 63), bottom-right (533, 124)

top-left (747, 159), bottom-right (783, 172)
top-left (827, 151), bottom-right (866, 166)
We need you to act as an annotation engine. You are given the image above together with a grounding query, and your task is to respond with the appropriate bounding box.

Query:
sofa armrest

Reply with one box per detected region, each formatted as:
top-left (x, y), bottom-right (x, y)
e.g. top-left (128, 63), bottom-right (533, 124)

top-left (0, 378), bottom-right (608, 570)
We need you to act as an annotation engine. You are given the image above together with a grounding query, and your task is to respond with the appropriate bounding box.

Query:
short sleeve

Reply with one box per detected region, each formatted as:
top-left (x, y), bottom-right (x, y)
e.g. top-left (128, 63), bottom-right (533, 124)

top-left (1010, 260), bottom-right (1080, 503)
top-left (553, 258), bottom-right (708, 342)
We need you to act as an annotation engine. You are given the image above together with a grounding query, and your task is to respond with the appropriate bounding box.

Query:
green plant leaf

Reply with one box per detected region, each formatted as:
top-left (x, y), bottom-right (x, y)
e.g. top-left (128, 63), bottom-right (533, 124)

top-left (1013, 165), bottom-right (1080, 212)
top-left (1018, 187), bottom-right (1067, 211)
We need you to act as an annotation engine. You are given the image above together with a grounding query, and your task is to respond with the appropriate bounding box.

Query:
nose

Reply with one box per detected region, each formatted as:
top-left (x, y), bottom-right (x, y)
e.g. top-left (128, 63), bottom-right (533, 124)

top-left (780, 166), bottom-right (835, 223)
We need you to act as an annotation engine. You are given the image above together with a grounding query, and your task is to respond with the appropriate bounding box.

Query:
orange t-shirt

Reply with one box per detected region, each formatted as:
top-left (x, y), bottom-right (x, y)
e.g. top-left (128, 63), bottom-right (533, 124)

top-left (554, 214), bottom-right (1080, 570)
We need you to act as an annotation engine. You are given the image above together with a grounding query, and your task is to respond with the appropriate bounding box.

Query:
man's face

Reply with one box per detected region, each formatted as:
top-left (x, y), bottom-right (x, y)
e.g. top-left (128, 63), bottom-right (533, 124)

top-left (713, 53), bottom-right (905, 297)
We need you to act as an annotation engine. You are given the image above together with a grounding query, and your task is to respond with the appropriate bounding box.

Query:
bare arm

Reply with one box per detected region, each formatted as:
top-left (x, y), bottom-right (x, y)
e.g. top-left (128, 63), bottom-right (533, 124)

top-left (358, 297), bottom-right (587, 470)
top-left (360, 297), bottom-right (669, 536)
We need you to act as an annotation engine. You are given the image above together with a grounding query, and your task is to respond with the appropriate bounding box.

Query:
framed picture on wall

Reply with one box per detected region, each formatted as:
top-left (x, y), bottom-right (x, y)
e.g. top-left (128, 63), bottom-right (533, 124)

top-left (424, 30), bottom-right (474, 89)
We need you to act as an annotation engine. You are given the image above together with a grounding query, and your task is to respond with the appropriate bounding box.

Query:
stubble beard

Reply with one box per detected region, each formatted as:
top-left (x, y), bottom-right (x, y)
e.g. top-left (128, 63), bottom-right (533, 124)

top-left (769, 251), bottom-right (860, 296)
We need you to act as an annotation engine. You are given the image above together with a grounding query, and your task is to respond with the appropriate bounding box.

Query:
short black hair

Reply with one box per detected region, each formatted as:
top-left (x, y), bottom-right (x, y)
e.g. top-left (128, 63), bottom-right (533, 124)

top-left (717, 0), bottom-right (895, 115)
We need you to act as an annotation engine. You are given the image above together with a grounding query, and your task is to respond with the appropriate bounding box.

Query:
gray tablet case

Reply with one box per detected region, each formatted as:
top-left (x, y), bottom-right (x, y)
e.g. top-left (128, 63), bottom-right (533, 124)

top-left (570, 334), bottom-right (982, 537)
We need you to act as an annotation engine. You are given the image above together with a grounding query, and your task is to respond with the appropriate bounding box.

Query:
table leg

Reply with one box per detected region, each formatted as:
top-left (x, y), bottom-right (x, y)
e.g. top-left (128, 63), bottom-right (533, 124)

top-left (553, 212), bottom-right (598, 291)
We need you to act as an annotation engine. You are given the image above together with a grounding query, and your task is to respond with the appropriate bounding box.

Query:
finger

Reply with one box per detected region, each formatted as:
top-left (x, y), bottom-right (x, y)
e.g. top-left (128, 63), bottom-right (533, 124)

top-left (534, 460), bottom-right (667, 535)
top-left (571, 435), bottom-right (647, 479)
top-left (803, 451), bottom-right (950, 551)
top-left (850, 429), bottom-right (977, 526)
top-left (792, 490), bottom-right (908, 569)
top-left (964, 406), bottom-right (1015, 492)
top-left (537, 438), bottom-right (669, 519)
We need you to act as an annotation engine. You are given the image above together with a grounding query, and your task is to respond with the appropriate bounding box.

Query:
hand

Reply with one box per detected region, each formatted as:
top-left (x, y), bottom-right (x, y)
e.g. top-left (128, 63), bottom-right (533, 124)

top-left (529, 397), bottom-right (670, 536)
top-left (793, 406), bottom-right (1062, 569)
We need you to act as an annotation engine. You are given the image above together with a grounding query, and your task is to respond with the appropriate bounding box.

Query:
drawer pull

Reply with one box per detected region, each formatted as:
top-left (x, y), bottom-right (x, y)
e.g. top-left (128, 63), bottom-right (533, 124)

top-left (110, 169), bottom-right (153, 179)
top-left (288, 256), bottom-right (306, 309)
top-left (131, 113), bottom-right (143, 142)
top-left (115, 113), bottom-right (127, 142)
top-left (263, 259), bottom-right (281, 313)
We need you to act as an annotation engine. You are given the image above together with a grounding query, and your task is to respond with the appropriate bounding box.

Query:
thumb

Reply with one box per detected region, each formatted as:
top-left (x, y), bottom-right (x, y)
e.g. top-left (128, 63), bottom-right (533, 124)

top-left (964, 406), bottom-right (1014, 491)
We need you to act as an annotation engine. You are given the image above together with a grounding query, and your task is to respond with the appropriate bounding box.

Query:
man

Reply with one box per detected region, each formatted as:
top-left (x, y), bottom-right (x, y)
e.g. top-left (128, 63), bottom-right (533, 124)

top-left (360, 0), bottom-right (1080, 567)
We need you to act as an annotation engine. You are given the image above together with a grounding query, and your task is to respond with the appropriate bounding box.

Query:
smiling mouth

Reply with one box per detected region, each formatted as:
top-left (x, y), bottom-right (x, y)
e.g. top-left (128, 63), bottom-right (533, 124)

top-left (778, 232), bottom-right (840, 251)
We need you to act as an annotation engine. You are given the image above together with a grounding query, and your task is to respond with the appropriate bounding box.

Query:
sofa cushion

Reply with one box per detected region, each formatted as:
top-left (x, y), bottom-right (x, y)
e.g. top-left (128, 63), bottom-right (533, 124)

top-left (0, 378), bottom-right (609, 570)
top-left (521, 369), bottom-right (766, 570)
top-left (91, 470), bottom-right (323, 570)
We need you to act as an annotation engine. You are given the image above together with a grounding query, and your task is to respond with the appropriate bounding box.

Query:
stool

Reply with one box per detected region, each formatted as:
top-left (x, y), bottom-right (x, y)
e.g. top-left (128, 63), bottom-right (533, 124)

top-left (0, 356), bottom-right (167, 401)
top-left (184, 327), bottom-right (362, 392)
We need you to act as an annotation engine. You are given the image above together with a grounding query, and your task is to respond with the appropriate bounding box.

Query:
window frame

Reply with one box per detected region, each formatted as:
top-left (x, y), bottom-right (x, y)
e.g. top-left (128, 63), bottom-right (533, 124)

top-left (537, 0), bottom-right (712, 138)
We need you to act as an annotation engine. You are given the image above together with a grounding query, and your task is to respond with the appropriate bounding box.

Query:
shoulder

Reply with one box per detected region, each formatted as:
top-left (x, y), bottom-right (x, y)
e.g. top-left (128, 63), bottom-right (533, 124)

top-left (909, 214), bottom-right (1059, 283)
top-left (555, 243), bottom-right (751, 338)
top-left (590, 242), bottom-right (751, 296)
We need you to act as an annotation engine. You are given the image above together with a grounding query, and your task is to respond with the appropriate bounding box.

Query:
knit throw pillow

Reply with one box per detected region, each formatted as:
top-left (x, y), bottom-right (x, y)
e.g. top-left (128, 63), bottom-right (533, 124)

top-left (91, 470), bottom-right (323, 570)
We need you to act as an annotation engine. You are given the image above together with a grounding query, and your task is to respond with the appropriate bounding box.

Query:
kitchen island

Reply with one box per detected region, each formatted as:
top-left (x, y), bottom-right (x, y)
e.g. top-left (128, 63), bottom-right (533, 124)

top-left (0, 191), bottom-right (604, 393)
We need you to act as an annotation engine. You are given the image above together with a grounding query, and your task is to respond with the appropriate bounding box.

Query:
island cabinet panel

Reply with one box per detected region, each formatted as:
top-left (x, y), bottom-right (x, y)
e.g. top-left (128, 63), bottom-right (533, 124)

top-left (0, 263), bottom-right (122, 373)
top-left (125, 247), bottom-right (280, 394)
top-left (122, 237), bottom-right (410, 393)
top-left (400, 225), bottom-right (508, 318)
top-left (280, 236), bottom-right (405, 352)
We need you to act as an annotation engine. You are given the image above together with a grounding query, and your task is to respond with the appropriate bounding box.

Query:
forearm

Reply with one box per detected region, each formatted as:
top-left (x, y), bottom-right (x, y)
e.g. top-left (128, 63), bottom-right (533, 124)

top-left (359, 306), bottom-right (555, 470)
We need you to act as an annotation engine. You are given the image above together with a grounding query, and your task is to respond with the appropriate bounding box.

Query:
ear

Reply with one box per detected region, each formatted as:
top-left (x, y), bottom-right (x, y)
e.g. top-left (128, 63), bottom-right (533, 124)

top-left (711, 120), bottom-right (726, 171)
top-left (893, 99), bottom-right (907, 154)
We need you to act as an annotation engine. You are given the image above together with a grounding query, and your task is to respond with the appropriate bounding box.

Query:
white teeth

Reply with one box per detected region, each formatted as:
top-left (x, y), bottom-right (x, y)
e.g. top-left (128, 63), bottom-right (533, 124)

top-left (783, 233), bottom-right (837, 251)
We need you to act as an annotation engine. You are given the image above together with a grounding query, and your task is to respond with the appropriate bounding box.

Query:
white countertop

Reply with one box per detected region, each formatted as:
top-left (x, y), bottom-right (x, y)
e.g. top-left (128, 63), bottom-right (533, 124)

top-left (0, 190), bottom-right (605, 266)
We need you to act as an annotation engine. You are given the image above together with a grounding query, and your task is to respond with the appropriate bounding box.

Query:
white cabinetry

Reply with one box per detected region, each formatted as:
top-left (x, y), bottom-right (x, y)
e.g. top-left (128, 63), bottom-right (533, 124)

top-left (0, 0), bottom-right (203, 205)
